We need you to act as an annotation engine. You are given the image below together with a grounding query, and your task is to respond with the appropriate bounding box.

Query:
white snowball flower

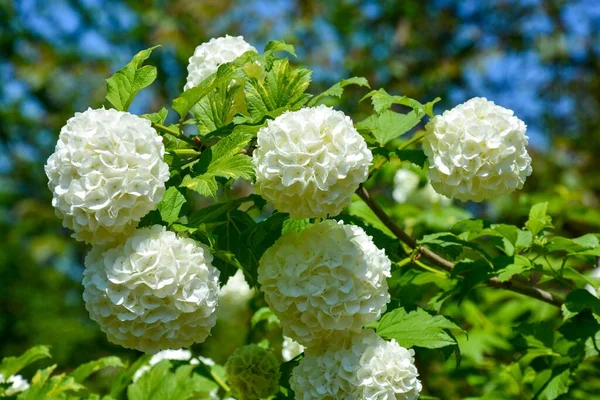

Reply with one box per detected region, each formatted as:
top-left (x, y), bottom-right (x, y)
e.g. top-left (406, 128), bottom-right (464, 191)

top-left (585, 265), bottom-right (600, 297)
top-left (45, 108), bottom-right (169, 245)
top-left (290, 330), bottom-right (422, 400)
top-left (133, 349), bottom-right (193, 382)
top-left (185, 35), bottom-right (257, 90)
top-left (82, 225), bottom-right (220, 353)
top-left (0, 374), bottom-right (30, 396)
top-left (423, 97), bottom-right (532, 202)
top-left (393, 169), bottom-right (451, 206)
top-left (253, 105), bottom-right (373, 219)
top-left (282, 336), bottom-right (305, 362)
top-left (258, 220), bottom-right (390, 348)
top-left (218, 269), bottom-right (255, 317)
top-left (201, 269), bottom-right (256, 363)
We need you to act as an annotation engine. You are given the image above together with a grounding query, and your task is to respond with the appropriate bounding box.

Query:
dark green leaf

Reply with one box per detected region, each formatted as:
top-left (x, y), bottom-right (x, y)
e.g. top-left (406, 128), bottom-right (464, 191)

top-left (394, 149), bottom-right (427, 167)
top-left (564, 289), bottom-right (600, 315)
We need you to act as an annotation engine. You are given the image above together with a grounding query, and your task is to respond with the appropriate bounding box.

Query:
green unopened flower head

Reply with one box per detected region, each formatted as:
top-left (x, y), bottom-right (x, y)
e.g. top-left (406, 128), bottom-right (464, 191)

top-left (225, 344), bottom-right (280, 400)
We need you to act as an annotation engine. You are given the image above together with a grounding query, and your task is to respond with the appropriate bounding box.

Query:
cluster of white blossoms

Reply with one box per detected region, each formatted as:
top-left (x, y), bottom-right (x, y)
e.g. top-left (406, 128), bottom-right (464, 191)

top-left (258, 220), bottom-right (391, 348)
top-left (201, 270), bottom-right (256, 363)
top-left (0, 374), bottom-right (30, 396)
top-left (45, 108), bottom-right (169, 245)
top-left (132, 349), bottom-right (193, 381)
top-left (253, 105), bottom-right (372, 219)
top-left (290, 330), bottom-right (422, 400)
top-left (393, 169), bottom-right (451, 206)
top-left (82, 225), bottom-right (220, 353)
top-left (184, 35), bottom-right (257, 91)
top-left (224, 345), bottom-right (280, 400)
top-left (282, 336), bottom-right (305, 362)
top-left (423, 97), bottom-right (532, 202)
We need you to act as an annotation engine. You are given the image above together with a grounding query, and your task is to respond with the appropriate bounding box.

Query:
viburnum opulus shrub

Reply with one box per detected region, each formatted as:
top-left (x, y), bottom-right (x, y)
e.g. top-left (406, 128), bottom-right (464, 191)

top-left (9, 35), bottom-right (595, 399)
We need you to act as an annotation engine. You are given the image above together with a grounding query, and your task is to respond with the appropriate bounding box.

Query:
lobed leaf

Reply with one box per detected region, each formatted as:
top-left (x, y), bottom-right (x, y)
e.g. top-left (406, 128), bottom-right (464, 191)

top-left (376, 307), bottom-right (464, 349)
top-left (106, 46), bottom-right (160, 111)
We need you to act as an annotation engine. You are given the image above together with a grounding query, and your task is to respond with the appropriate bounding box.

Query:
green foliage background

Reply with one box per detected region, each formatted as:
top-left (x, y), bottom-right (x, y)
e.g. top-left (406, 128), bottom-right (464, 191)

top-left (1, 1), bottom-right (600, 399)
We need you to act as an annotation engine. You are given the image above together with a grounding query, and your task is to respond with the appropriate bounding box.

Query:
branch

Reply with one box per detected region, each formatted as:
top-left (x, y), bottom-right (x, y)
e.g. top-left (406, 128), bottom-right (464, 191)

top-left (152, 123), bottom-right (198, 147)
top-left (356, 185), bottom-right (564, 307)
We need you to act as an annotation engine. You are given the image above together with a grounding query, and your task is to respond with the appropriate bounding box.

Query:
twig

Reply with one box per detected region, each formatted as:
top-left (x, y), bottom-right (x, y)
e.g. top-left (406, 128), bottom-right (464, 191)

top-left (356, 185), bottom-right (564, 307)
top-left (152, 123), bottom-right (198, 147)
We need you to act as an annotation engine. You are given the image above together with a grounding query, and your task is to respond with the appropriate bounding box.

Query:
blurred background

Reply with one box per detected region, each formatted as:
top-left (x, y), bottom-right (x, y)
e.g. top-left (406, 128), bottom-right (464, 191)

top-left (1, 0), bottom-right (600, 397)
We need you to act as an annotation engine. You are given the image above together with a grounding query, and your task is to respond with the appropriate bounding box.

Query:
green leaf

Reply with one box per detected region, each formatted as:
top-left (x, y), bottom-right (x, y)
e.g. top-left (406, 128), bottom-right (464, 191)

top-left (106, 45), bottom-right (160, 111)
top-left (419, 232), bottom-right (490, 261)
top-left (452, 258), bottom-right (494, 299)
top-left (181, 133), bottom-right (254, 198)
top-left (264, 40), bottom-right (296, 57)
top-left (525, 202), bottom-right (553, 237)
top-left (212, 249), bottom-right (252, 286)
top-left (245, 58), bottom-right (312, 119)
top-left (128, 361), bottom-right (216, 400)
top-left (559, 311), bottom-right (600, 342)
top-left (492, 224), bottom-right (533, 256)
top-left (251, 307), bottom-right (281, 328)
top-left (141, 107), bottom-right (169, 124)
top-left (394, 149), bottom-right (427, 167)
top-left (564, 289), bottom-right (600, 315)
top-left (347, 199), bottom-right (394, 237)
top-left (533, 366), bottom-right (571, 400)
top-left (355, 110), bottom-right (422, 146)
top-left (172, 52), bottom-right (257, 119)
top-left (361, 88), bottom-right (440, 116)
top-left (17, 365), bottom-right (84, 400)
top-left (157, 187), bottom-right (187, 224)
top-left (496, 255), bottom-right (534, 282)
top-left (69, 356), bottom-right (124, 384)
top-left (376, 307), bottom-right (464, 349)
top-left (282, 218), bottom-right (310, 234)
top-left (0, 345), bottom-right (51, 378)
top-left (193, 80), bottom-right (246, 135)
top-left (109, 355), bottom-right (152, 398)
top-left (307, 76), bottom-right (370, 106)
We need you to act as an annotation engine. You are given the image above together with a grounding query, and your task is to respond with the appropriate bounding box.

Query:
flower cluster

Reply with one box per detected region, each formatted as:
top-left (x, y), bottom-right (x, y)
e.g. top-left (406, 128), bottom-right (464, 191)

top-left (224, 345), bottom-right (280, 400)
top-left (185, 35), bottom-right (256, 90)
top-left (133, 349), bottom-right (194, 382)
top-left (282, 336), bottom-right (305, 362)
top-left (45, 108), bottom-right (169, 245)
top-left (253, 106), bottom-right (372, 219)
top-left (290, 330), bottom-right (422, 400)
top-left (393, 169), bottom-right (451, 206)
top-left (82, 225), bottom-right (220, 353)
top-left (258, 220), bottom-right (391, 348)
top-left (0, 374), bottom-right (30, 396)
top-left (423, 97), bottom-right (532, 202)
top-left (201, 270), bottom-right (256, 363)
